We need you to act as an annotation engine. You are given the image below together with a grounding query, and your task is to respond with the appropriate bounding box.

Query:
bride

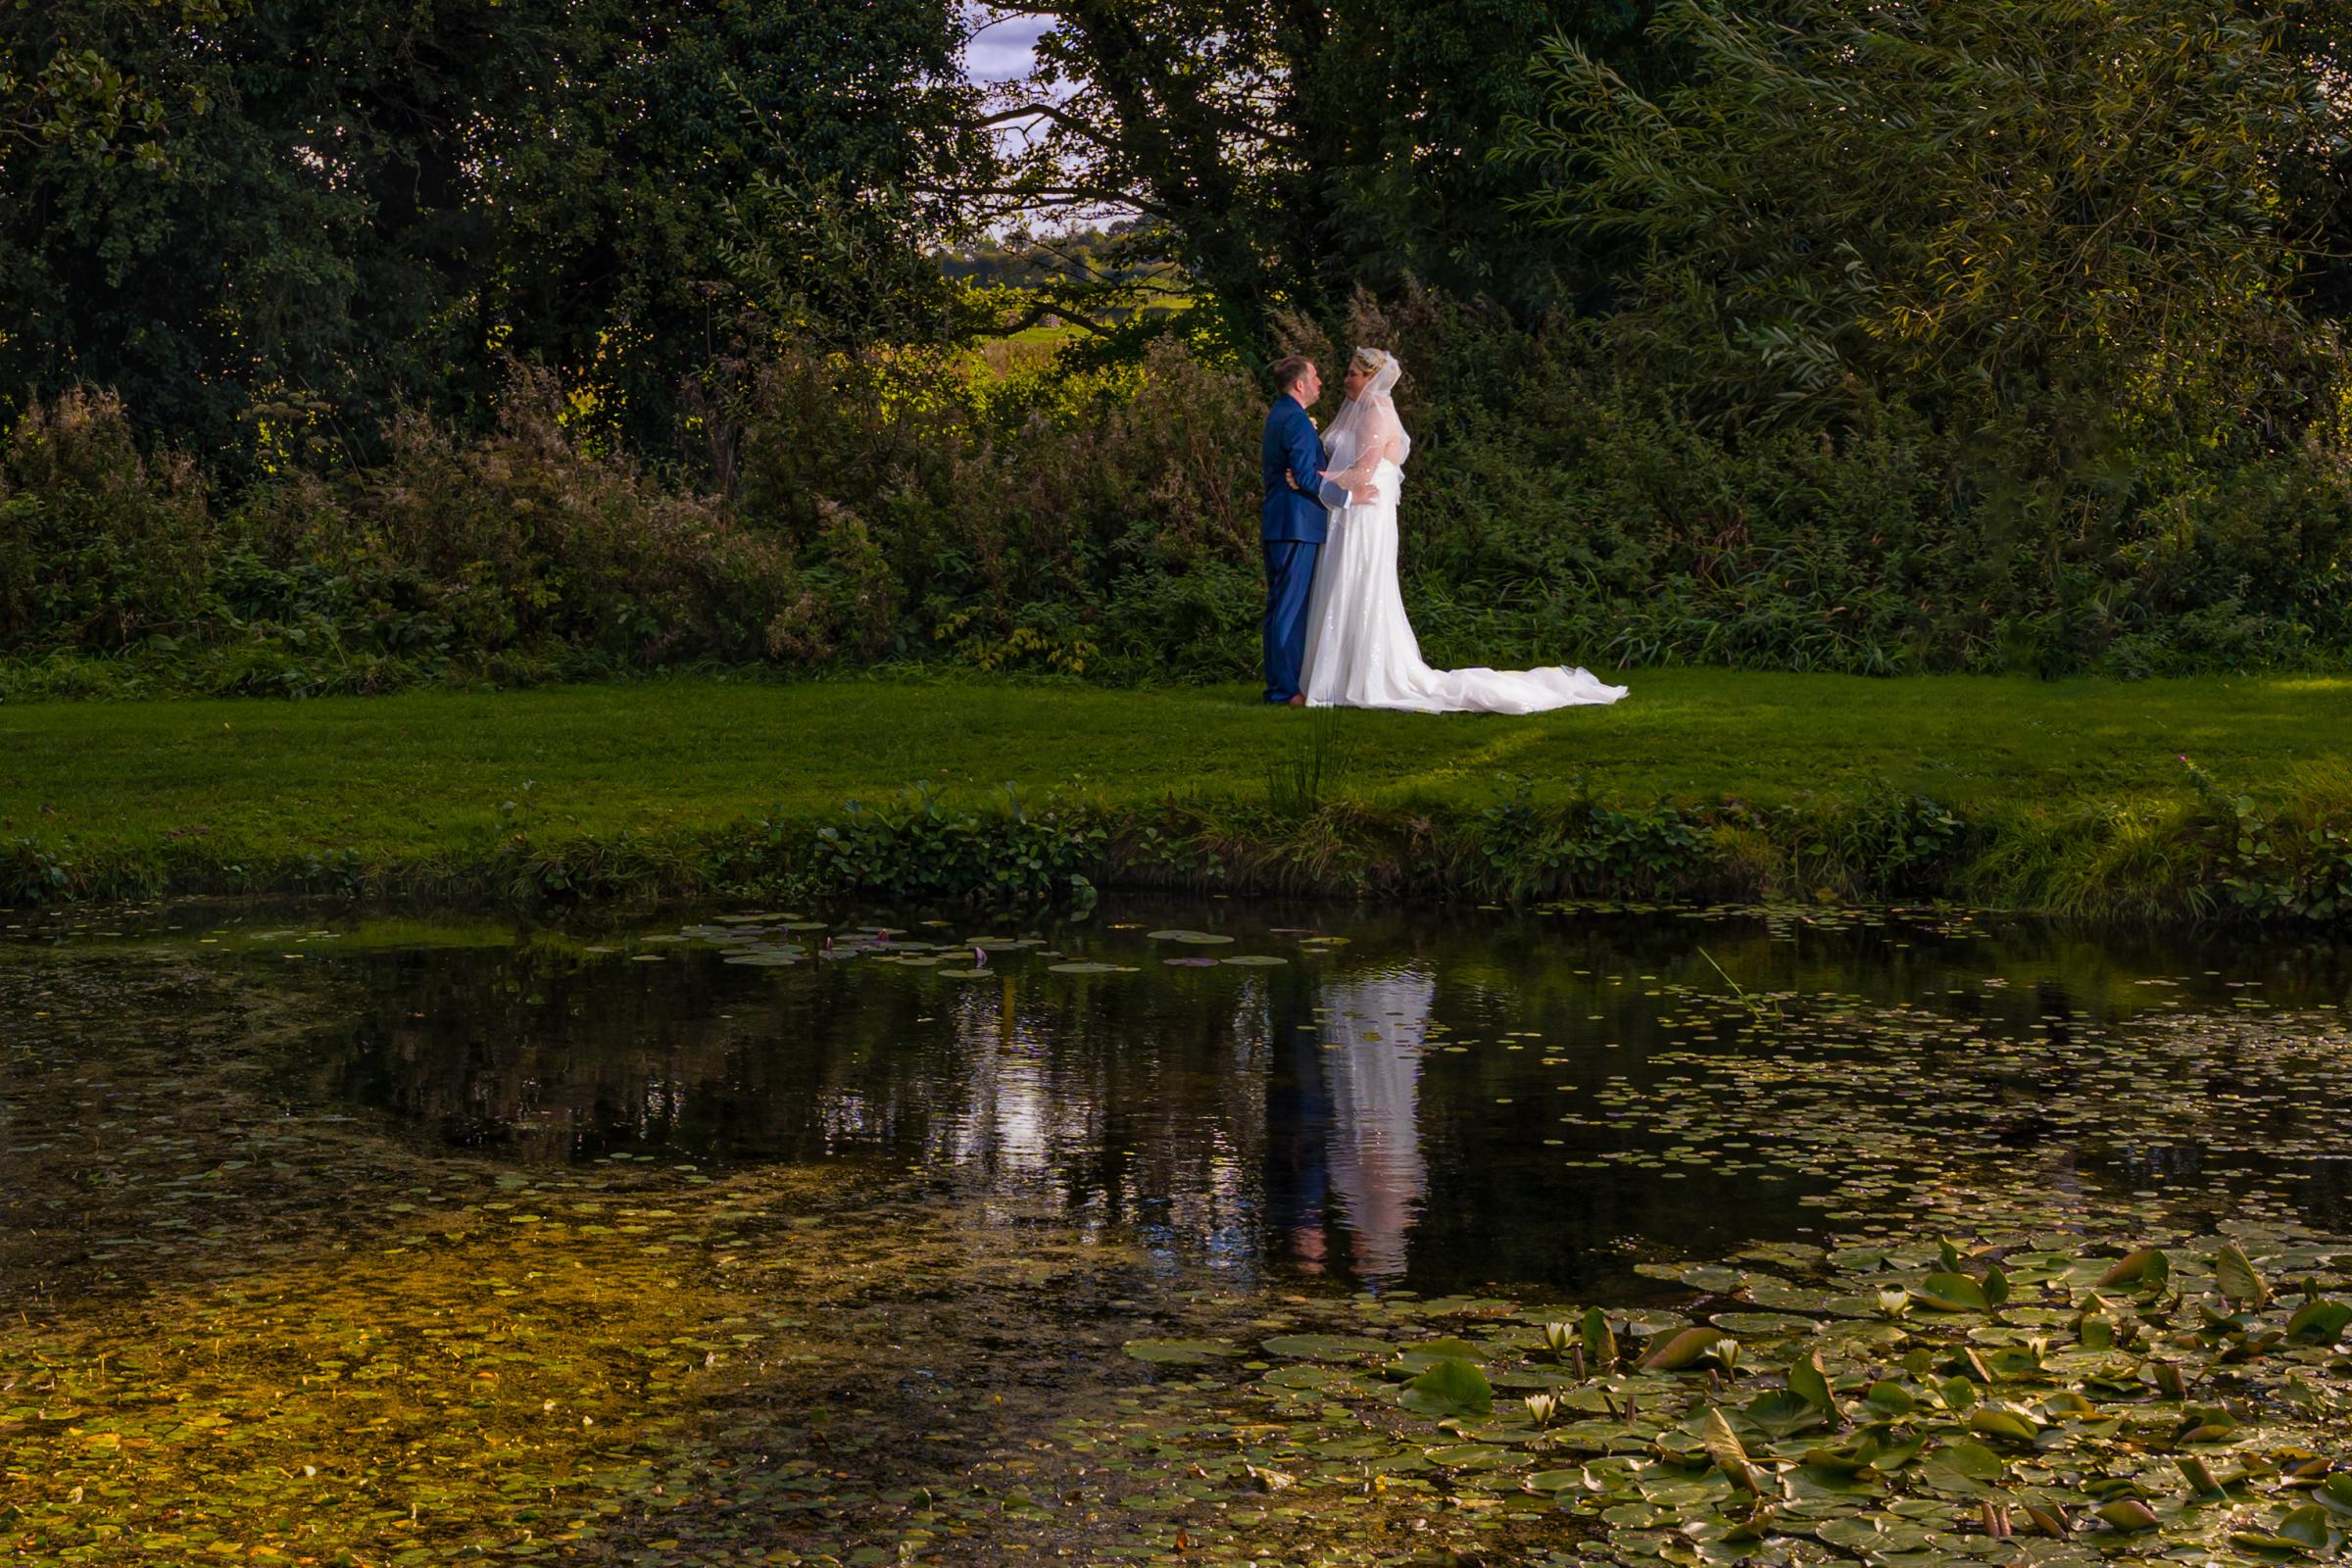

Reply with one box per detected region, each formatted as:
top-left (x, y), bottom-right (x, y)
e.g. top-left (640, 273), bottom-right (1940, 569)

top-left (1298, 348), bottom-right (1629, 714)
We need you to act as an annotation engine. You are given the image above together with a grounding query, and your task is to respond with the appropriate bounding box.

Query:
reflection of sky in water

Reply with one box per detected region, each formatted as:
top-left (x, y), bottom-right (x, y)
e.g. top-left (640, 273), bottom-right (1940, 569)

top-left (948, 983), bottom-right (1054, 1176)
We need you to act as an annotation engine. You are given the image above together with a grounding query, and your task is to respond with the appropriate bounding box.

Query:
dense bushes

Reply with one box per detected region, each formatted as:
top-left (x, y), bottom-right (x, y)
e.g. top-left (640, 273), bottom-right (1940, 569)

top-left (3, 375), bottom-right (817, 694)
top-left (0, 390), bottom-right (210, 650)
top-left (6, 299), bottom-right (2352, 698)
top-left (8, 0), bottom-right (2352, 696)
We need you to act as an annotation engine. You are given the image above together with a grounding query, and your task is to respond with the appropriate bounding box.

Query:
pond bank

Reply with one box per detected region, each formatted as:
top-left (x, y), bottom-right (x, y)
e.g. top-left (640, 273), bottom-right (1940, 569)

top-left (6, 673), bottom-right (2351, 920)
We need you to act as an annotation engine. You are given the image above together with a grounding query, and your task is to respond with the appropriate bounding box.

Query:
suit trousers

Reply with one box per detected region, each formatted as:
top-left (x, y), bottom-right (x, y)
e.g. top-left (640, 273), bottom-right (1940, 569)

top-left (1262, 538), bottom-right (1320, 704)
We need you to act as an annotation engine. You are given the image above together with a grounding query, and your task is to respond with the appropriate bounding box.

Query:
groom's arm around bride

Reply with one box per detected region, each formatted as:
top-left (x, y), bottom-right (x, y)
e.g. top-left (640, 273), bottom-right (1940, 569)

top-left (1260, 356), bottom-right (1331, 707)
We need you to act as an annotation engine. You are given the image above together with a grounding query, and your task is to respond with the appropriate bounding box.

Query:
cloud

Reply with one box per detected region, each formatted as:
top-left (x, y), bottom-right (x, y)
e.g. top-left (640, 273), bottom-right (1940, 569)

top-left (967, 13), bottom-right (1052, 83)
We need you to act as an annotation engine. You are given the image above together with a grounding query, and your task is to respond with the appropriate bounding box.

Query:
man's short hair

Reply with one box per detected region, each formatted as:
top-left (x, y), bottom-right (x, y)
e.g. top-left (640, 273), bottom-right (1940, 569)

top-left (1269, 355), bottom-right (1316, 395)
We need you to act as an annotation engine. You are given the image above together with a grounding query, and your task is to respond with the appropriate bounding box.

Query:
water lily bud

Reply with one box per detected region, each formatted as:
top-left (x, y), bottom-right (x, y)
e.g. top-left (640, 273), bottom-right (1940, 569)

top-left (1878, 1288), bottom-right (1912, 1319)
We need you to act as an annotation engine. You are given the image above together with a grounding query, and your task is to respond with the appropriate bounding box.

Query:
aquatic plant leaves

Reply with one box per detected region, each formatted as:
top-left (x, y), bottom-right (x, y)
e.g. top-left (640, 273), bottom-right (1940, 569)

top-left (1583, 1305), bottom-right (1619, 1372)
top-left (2097, 1247), bottom-right (2170, 1291)
top-left (1922, 1439), bottom-right (2003, 1491)
top-left (2218, 1242), bottom-right (2272, 1309)
top-left (1260, 1334), bottom-right (1391, 1361)
top-left (1639, 1327), bottom-right (1733, 1371)
top-left (1698, 1407), bottom-right (1760, 1493)
top-left (23, 906), bottom-right (2352, 1568)
top-left (1398, 1357), bottom-right (1493, 1417)
top-left (2285, 1298), bottom-right (2352, 1344)
top-left (1864, 1379), bottom-right (1917, 1416)
top-left (1123, 1338), bottom-right (1238, 1364)
top-left (1787, 1348), bottom-right (1838, 1424)
top-left (1911, 1272), bottom-right (1990, 1311)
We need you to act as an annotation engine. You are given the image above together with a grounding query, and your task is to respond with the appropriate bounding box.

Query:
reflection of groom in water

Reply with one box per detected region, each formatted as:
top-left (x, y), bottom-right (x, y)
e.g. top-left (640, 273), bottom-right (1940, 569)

top-left (1264, 967), bottom-right (1334, 1270)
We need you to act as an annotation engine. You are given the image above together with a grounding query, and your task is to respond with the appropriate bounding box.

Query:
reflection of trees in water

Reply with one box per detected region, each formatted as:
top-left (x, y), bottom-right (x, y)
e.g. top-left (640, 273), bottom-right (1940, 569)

top-left (933, 970), bottom-right (1273, 1264)
top-left (292, 908), bottom-right (2352, 1294)
top-left (312, 951), bottom-right (962, 1162)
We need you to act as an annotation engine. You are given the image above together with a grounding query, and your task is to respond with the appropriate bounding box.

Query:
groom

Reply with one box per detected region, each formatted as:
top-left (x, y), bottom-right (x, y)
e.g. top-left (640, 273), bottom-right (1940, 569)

top-left (1259, 357), bottom-right (1365, 706)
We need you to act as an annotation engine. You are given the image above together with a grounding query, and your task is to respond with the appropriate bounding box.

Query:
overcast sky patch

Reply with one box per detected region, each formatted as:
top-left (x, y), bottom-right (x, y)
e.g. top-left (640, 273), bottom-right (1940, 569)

top-left (967, 13), bottom-right (1052, 82)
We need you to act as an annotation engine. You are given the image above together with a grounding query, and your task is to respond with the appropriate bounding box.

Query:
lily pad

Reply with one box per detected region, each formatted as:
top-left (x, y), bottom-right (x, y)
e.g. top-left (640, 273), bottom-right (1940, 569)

top-left (1124, 1338), bottom-right (1240, 1365)
top-left (1399, 1357), bottom-right (1493, 1418)
top-left (1261, 1334), bottom-right (1392, 1361)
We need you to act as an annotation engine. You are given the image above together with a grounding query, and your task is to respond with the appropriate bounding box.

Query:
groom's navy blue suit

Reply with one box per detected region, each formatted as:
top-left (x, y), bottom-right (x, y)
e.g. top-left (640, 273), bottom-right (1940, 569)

top-left (1260, 395), bottom-right (1330, 704)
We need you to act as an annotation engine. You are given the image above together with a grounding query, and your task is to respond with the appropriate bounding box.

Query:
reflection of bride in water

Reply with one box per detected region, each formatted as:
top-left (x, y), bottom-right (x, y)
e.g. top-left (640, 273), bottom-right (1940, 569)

top-left (1277, 967), bottom-right (1434, 1281)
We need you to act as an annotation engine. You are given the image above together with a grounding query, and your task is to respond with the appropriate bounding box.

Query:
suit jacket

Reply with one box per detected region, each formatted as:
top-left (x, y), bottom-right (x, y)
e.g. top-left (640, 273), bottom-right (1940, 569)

top-left (1261, 397), bottom-right (1331, 544)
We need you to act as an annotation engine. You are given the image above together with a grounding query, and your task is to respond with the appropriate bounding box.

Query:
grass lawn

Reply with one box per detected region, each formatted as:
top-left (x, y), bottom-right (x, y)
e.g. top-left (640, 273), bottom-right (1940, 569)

top-left (8, 668), bottom-right (2351, 863)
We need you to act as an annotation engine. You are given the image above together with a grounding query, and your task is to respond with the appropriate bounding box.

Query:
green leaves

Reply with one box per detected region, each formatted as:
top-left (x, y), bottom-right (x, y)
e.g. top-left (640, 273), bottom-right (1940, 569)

top-left (2230, 1503), bottom-right (2335, 1554)
top-left (2283, 1298), bottom-right (2349, 1345)
top-left (1399, 1357), bottom-right (1494, 1418)
top-left (1911, 1272), bottom-right (1989, 1312)
top-left (1640, 1327), bottom-right (1735, 1372)
top-left (1507, 0), bottom-right (2340, 471)
top-left (2097, 1248), bottom-right (2169, 1291)
top-left (1787, 1349), bottom-right (1838, 1426)
top-left (1921, 1439), bottom-right (2003, 1492)
top-left (1699, 1407), bottom-right (1761, 1494)
top-left (1582, 1306), bottom-right (1618, 1373)
top-left (2217, 1244), bottom-right (2272, 1310)
top-left (1123, 1338), bottom-right (1237, 1365)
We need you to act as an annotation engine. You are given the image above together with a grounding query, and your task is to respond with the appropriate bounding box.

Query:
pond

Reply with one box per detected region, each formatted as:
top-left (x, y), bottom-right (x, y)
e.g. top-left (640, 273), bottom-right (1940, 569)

top-left (5, 899), bottom-right (2352, 1566)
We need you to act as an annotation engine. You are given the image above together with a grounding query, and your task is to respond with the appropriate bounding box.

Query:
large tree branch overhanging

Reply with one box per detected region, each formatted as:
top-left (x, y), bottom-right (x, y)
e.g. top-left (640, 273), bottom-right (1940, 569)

top-left (909, 180), bottom-right (1179, 221)
top-left (973, 102), bottom-right (1121, 152)
top-left (991, 293), bottom-right (1116, 338)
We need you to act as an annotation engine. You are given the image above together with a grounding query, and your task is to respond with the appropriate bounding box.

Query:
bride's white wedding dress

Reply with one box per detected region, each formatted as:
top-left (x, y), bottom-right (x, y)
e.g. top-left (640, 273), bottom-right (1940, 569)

top-left (1298, 357), bottom-right (1628, 714)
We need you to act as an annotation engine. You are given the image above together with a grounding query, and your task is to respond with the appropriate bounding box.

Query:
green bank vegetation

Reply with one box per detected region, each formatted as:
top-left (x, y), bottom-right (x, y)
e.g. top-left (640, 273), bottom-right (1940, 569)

top-left (6, 675), bottom-right (2352, 920)
top-left (5, 0), bottom-right (2352, 697)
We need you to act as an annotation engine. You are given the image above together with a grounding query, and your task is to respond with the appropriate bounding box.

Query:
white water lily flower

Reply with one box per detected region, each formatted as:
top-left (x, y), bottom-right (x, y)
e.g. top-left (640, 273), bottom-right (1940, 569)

top-left (1523, 1392), bottom-right (1560, 1428)
top-left (1879, 1288), bottom-right (1913, 1318)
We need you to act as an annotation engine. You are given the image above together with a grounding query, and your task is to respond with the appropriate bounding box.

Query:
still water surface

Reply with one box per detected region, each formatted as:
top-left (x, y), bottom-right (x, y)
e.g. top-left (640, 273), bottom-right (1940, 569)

top-left (8, 899), bottom-right (2352, 1566)
top-left (56, 898), bottom-right (2351, 1296)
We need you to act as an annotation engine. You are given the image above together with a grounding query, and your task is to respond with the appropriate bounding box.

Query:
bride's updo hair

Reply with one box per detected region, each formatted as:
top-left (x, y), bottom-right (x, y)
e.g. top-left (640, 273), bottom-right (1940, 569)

top-left (1351, 347), bottom-right (1388, 373)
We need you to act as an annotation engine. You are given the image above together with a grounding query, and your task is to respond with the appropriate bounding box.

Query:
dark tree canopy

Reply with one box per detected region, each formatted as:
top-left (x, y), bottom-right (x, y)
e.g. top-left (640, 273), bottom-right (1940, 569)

top-left (968, 0), bottom-right (1650, 345)
top-left (0, 0), bottom-right (987, 468)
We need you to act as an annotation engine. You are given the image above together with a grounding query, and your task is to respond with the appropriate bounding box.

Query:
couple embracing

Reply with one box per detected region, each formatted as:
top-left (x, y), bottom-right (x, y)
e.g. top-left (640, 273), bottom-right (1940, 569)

top-left (1259, 348), bottom-right (1628, 714)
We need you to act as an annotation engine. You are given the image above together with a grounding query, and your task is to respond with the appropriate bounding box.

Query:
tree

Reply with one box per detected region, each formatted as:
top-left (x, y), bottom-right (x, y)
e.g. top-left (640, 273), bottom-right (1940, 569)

top-left (1504, 0), bottom-right (2347, 456)
top-left (0, 0), bottom-right (989, 471)
top-left (964, 0), bottom-right (1649, 349)
top-left (479, 0), bottom-right (992, 455)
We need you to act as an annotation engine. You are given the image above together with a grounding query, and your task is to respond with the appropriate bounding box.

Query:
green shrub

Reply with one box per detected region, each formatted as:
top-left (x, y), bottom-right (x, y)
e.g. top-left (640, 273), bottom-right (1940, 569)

top-left (0, 390), bottom-right (210, 649)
